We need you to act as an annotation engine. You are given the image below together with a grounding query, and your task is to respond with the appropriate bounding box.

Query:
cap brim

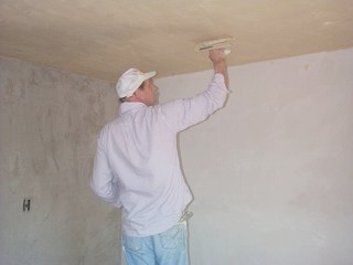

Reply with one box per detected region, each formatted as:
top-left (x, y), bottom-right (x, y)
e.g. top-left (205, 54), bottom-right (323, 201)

top-left (143, 71), bottom-right (157, 81)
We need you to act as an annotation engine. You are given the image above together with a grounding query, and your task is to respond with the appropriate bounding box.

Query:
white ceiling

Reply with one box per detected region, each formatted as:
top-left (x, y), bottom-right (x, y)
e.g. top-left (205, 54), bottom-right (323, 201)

top-left (1, 0), bottom-right (353, 81)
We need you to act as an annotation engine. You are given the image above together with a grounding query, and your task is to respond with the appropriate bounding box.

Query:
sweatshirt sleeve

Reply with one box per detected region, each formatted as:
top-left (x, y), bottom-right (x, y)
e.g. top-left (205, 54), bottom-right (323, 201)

top-left (90, 130), bottom-right (121, 208)
top-left (159, 73), bottom-right (229, 132)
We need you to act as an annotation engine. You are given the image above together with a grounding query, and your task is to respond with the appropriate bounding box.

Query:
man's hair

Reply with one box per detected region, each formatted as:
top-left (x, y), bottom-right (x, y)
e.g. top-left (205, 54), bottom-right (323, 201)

top-left (119, 81), bottom-right (146, 103)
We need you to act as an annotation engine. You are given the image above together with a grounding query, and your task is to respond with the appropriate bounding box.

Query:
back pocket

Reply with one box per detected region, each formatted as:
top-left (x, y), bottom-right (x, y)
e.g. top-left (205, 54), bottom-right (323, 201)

top-left (160, 224), bottom-right (185, 249)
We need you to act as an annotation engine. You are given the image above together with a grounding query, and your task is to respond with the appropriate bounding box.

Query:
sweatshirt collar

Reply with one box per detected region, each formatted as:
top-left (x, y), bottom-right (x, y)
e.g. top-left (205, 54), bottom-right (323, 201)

top-left (120, 102), bottom-right (146, 114)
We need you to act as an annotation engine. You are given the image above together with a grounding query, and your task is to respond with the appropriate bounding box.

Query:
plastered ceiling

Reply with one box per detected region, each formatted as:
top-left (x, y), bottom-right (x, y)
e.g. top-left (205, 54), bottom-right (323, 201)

top-left (1, 0), bottom-right (353, 80)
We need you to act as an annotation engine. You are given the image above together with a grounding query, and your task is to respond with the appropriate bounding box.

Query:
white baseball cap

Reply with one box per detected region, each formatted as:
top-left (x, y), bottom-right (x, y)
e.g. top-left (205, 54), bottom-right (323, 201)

top-left (116, 68), bottom-right (157, 98)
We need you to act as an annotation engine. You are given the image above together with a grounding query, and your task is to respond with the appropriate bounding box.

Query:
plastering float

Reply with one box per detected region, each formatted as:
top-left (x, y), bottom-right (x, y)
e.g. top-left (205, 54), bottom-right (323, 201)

top-left (194, 38), bottom-right (233, 55)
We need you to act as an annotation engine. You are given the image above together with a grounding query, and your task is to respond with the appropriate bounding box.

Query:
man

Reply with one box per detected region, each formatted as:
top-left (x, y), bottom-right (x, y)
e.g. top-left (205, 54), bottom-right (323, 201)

top-left (91, 49), bottom-right (229, 265)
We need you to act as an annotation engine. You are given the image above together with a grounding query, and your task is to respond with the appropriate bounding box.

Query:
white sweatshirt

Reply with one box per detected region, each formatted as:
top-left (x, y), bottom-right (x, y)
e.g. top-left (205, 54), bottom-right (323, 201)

top-left (91, 74), bottom-right (229, 236)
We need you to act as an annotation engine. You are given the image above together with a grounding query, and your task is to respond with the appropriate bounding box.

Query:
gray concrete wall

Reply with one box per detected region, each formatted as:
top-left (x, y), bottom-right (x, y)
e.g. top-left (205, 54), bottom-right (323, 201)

top-left (0, 57), bottom-right (121, 265)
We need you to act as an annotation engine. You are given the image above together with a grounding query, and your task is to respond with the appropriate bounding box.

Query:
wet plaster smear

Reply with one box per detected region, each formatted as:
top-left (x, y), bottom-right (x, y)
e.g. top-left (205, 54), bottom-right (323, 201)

top-left (1, 48), bottom-right (353, 265)
top-left (156, 48), bottom-right (353, 265)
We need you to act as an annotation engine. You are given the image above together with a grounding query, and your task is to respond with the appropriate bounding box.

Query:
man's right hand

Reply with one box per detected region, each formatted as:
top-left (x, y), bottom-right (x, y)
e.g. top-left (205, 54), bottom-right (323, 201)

top-left (209, 48), bottom-right (226, 63)
top-left (209, 49), bottom-right (229, 88)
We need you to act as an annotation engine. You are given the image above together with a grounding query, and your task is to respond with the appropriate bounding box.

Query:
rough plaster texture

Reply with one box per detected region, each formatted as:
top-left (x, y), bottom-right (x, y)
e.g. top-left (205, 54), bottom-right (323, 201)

top-left (0, 57), bottom-right (121, 265)
top-left (1, 48), bottom-right (353, 265)
top-left (156, 48), bottom-right (353, 265)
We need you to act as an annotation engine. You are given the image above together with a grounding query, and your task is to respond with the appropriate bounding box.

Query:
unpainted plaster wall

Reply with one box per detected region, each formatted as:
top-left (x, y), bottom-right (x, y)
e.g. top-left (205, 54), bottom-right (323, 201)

top-left (0, 57), bottom-right (121, 265)
top-left (156, 48), bottom-right (353, 265)
top-left (1, 47), bottom-right (353, 265)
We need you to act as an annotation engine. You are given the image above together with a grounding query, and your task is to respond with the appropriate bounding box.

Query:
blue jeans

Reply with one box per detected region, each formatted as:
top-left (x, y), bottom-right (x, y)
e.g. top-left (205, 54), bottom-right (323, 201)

top-left (122, 222), bottom-right (189, 265)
